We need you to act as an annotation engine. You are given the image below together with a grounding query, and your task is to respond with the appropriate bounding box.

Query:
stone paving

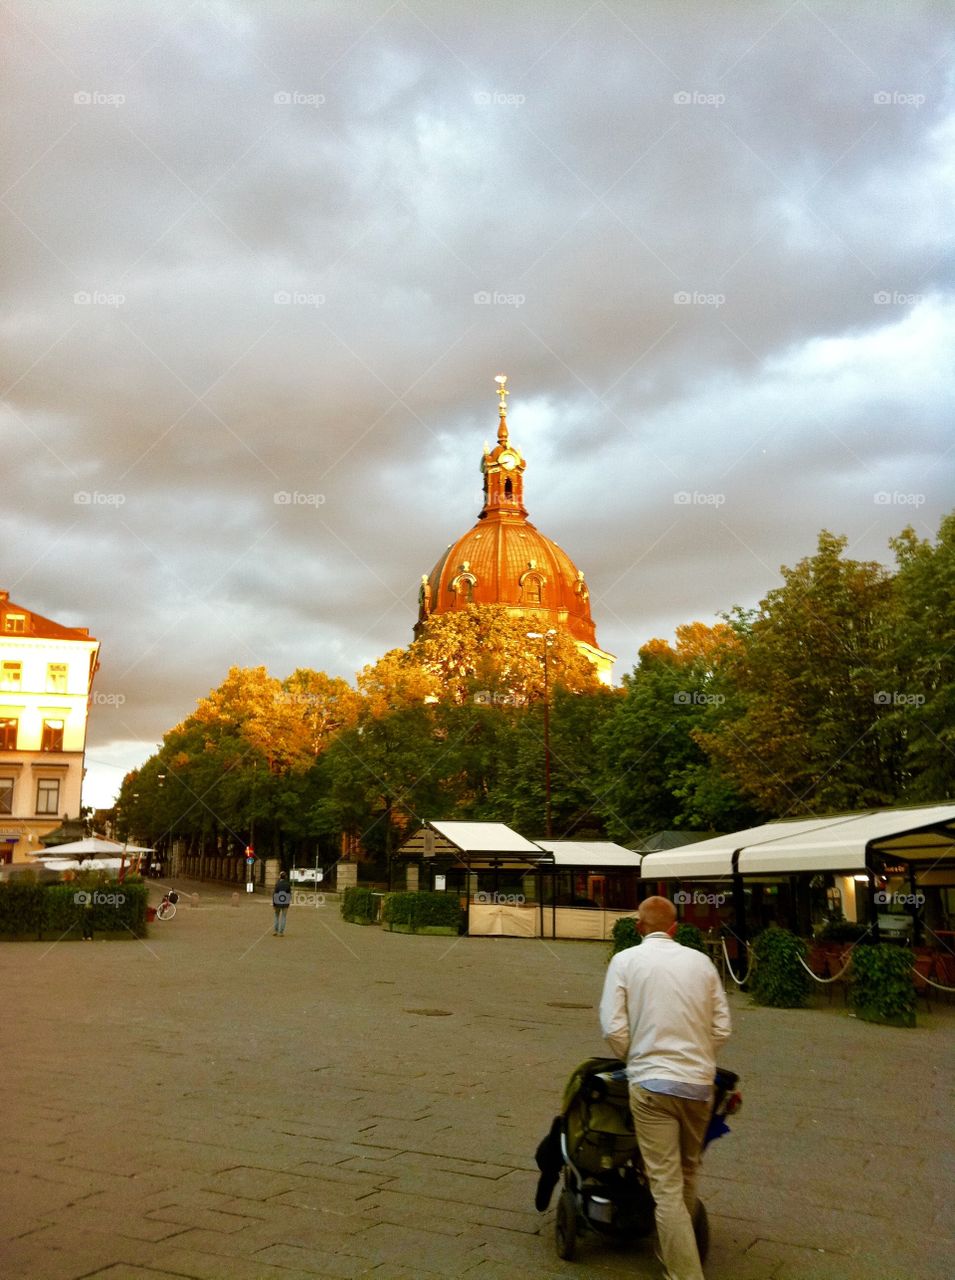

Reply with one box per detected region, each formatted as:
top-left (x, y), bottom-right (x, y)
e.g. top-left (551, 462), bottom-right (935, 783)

top-left (1, 879), bottom-right (953, 1280)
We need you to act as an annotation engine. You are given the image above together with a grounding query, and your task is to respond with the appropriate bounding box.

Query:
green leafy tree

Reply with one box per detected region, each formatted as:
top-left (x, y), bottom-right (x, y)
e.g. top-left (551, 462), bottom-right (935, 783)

top-left (697, 532), bottom-right (899, 815)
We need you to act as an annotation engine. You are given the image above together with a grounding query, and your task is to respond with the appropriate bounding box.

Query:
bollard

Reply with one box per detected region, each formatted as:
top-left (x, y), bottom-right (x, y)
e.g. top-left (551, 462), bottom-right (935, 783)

top-left (231, 891), bottom-right (239, 907)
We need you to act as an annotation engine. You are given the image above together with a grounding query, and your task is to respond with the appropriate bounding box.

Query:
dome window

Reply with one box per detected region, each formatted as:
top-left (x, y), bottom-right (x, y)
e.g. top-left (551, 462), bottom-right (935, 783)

top-left (520, 571), bottom-right (545, 605)
top-left (451, 572), bottom-right (478, 604)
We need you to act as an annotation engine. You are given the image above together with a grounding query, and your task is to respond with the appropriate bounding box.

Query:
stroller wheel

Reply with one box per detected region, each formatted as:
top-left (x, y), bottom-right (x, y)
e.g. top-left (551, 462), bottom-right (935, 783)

top-left (555, 1189), bottom-right (578, 1260)
top-left (693, 1199), bottom-right (709, 1264)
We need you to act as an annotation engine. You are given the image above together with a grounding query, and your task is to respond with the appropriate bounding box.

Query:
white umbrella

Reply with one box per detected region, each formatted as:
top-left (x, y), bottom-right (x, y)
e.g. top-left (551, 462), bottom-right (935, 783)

top-left (34, 837), bottom-right (153, 856)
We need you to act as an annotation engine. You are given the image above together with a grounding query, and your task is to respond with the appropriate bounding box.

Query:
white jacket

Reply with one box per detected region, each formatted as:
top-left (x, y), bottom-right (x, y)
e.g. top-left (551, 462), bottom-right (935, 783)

top-left (599, 933), bottom-right (731, 1088)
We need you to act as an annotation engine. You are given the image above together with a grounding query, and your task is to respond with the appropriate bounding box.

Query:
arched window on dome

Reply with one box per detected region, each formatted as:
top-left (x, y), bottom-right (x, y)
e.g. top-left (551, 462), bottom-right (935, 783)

top-left (451, 572), bottom-right (477, 604)
top-left (504, 478), bottom-right (513, 500)
top-left (520, 572), bottom-right (544, 605)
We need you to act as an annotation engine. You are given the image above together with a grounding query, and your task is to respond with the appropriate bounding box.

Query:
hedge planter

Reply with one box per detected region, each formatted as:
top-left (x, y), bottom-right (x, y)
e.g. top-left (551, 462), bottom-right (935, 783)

top-left (750, 926), bottom-right (812, 1008)
top-left (382, 890), bottom-right (464, 935)
top-left (0, 878), bottom-right (148, 941)
top-left (848, 944), bottom-right (917, 1027)
top-left (340, 887), bottom-right (379, 924)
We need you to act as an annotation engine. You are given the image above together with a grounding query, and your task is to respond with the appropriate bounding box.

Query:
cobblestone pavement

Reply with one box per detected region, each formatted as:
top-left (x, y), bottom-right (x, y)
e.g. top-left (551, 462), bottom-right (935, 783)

top-left (1, 880), bottom-right (953, 1280)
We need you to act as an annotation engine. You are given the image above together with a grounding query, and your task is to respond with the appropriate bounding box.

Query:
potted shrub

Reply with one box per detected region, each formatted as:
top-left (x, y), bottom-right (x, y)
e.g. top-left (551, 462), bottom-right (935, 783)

top-left (610, 916), bottom-right (641, 956)
top-left (750, 925), bottom-right (811, 1008)
top-left (847, 943), bottom-right (917, 1027)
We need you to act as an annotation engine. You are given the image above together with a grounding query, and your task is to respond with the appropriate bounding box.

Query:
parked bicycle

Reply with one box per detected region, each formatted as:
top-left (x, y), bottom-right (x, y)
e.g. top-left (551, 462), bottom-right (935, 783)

top-left (156, 890), bottom-right (179, 921)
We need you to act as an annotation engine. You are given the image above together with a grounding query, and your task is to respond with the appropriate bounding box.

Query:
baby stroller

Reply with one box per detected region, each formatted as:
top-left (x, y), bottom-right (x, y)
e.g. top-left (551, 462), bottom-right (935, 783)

top-left (534, 1058), bottom-right (741, 1262)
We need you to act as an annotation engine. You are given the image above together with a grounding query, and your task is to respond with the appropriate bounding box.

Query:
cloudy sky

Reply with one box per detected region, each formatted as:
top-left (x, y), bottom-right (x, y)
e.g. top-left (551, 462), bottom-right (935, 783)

top-left (3, 0), bottom-right (953, 808)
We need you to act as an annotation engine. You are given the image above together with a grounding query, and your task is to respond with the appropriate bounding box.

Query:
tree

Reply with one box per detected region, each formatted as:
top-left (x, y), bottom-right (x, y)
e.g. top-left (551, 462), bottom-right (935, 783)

top-left (696, 532), bottom-right (899, 815)
top-left (887, 513), bottom-right (955, 800)
top-left (595, 622), bottom-right (749, 841)
top-left (410, 604), bottom-right (600, 703)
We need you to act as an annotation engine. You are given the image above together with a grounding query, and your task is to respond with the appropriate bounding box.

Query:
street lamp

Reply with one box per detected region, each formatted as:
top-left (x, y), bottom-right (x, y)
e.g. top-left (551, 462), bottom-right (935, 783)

top-left (527, 630), bottom-right (556, 837)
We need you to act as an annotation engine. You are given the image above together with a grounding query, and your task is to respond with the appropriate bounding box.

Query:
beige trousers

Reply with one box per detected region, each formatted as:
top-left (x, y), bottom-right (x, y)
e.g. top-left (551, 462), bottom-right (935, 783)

top-left (630, 1085), bottom-right (711, 1280)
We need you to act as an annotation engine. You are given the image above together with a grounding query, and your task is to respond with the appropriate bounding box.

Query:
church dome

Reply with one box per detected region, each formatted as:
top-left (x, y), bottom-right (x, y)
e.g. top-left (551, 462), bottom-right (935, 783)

top-left (415, 377), bottom-right (613, 680)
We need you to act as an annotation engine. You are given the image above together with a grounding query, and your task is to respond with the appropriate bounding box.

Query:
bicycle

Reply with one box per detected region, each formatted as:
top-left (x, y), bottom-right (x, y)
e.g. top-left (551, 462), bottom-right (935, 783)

top-left (156, 890), bottom-right (179, 921)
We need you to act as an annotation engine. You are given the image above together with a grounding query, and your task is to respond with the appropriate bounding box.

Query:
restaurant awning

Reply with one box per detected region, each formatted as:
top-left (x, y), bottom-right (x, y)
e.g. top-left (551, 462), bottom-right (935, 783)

top-left (535, 840), bottom-right (643, 868)
top-left (639, 804), bottom-right (955, 880)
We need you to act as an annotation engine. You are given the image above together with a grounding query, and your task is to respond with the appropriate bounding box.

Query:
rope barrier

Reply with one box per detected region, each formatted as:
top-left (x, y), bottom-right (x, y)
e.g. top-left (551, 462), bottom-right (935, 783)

top-left (721, 937), bottom-right (753, 986)
top-left (911, 967), bottom-right (955, 993)
top-left (796, 951), bottom-right (853, 983)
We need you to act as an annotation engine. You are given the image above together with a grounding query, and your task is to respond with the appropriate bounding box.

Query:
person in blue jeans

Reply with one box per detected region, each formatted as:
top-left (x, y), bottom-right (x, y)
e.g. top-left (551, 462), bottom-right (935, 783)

top-left (272, 872), bottom-right (292, 935)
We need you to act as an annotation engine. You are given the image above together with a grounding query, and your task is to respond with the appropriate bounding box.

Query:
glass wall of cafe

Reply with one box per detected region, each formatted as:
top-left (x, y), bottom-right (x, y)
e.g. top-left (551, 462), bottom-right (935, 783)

top-left (658, 869), bottom-right (955, 942)
top-left (417, 857), bottom-right (640, 911)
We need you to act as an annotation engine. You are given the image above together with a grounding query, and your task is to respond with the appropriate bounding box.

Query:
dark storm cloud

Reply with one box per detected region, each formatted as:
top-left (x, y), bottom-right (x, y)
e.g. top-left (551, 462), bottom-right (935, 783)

top-left (2, 0), bottom-right (953, 803)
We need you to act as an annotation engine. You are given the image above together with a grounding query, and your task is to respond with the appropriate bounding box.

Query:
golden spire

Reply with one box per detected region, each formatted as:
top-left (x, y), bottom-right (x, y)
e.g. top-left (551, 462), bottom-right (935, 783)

top-left (494, 373), bottom-right (509, 444)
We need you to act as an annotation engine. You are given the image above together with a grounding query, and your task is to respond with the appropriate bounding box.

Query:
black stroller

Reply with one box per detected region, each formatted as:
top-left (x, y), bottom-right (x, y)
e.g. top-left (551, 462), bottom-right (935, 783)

top-left (534, 1058), bottom-right (741, 1262)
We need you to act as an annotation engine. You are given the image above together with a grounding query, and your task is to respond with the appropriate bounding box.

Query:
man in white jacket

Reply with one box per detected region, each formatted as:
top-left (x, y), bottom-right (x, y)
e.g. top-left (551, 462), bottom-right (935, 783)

top-left (599, 896), bottom-right (731, 1280)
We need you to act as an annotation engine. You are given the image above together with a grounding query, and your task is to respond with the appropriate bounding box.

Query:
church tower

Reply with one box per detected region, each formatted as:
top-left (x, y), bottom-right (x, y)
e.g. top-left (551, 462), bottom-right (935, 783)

top-left (415, 376), bottom-right (614, 683)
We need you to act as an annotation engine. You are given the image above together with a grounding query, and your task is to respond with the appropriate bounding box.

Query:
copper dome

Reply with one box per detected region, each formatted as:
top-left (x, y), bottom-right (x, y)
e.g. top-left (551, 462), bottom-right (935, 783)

top-left (414, 379), bottom-right (611, 675)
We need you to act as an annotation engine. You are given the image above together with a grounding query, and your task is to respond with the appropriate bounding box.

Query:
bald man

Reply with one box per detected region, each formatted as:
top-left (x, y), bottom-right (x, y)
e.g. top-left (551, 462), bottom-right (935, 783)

top-left (599, 896), bottom-right (731, 1280)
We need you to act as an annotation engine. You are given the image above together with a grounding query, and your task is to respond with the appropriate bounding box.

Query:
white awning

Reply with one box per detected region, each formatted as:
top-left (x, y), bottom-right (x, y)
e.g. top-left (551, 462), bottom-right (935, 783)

top-left (639, 804), bottom-right (955, 879)
top-left (535, 840), bottom-right (642, 868)
top-left (429, 821), bottom-right (543, 856)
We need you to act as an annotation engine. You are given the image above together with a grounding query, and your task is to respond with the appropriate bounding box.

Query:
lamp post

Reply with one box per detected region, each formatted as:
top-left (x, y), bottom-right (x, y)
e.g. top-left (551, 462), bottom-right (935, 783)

top-left (527, 630), bottom-right (556, 838)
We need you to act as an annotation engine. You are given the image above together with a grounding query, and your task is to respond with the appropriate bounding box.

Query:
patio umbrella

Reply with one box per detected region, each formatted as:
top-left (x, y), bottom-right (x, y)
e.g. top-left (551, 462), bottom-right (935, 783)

top-left (32, 837), bottom-right (154, 856)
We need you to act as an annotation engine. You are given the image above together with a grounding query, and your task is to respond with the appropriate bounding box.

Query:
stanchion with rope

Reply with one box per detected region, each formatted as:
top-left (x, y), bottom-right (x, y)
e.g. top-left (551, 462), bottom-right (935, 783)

top-left (721, 937), bottom-right (754, 987)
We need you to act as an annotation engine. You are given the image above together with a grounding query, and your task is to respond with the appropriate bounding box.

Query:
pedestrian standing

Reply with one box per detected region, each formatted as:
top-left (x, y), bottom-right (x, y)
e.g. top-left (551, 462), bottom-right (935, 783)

top-left (272, 871), bottom-right (292, 936)
top-left (599, 896), bottom-right (731, 1280)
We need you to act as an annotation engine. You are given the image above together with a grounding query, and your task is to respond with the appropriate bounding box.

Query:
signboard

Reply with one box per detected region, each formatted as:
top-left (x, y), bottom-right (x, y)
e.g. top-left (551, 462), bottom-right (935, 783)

top-left (423, 828), bottom-right (435, 857)
top-left (434, 873), bottom-right (446, 891)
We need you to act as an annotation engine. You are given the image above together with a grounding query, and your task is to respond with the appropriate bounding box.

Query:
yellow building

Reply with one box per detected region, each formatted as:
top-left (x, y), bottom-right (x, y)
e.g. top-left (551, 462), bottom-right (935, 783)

top-left (0, 590), bottom-right (100, 863)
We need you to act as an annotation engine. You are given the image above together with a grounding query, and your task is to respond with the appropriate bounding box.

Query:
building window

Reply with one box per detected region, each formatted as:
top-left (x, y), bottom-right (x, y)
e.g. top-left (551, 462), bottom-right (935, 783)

top-left (47, 663), bottom-right (68, 692)
top-left (0, 719), bottom-right (17, 750)
top-left (0, 777), bottom-right (12, 815)
top-left (36, 777), bottom-right (60, 815)
top-left (1, 661), bottom-right (22, 691)
top-left (41, 719), bottom-right (65, 752)
top-left (3, 614), bottom-right (26, 633)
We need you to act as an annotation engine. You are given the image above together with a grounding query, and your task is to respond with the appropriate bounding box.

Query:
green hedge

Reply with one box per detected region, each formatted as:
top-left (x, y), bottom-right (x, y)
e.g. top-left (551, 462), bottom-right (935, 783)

top-left (750, 925), bottom-right (812, 1007)
top-left (674, 922), bottom-right (706, 953)
top-left (610, 916), bottom-right (641, 955)
top-left (340, 886), bottom-right (379, 924)
top-left (0, 876), bottom-right (148, 939)
top-left (848, 944), bottom-right (917, 1027)
top-left (382, 890), bottom-right (463, 933)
